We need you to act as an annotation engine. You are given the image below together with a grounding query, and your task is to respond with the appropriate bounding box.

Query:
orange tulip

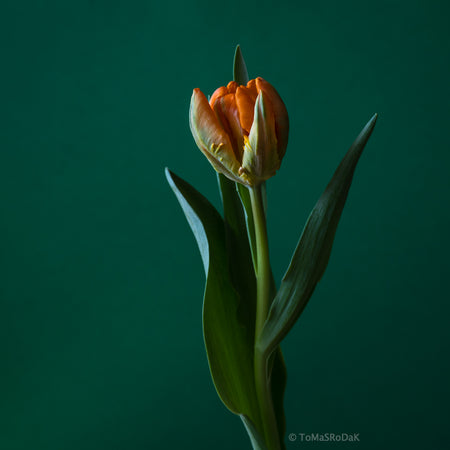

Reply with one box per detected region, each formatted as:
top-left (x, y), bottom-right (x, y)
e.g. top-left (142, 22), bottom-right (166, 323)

top-left (189, 77), bottom-right (289, 186)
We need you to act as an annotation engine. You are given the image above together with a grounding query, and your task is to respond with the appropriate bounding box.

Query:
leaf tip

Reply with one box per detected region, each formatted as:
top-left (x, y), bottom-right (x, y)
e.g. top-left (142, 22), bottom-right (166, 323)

top-left (165, 167), bottom-right (180, 193)
top-left (233, 45), bottom-right (249, 85)
top-left (357, 113), bottom-right (378, 145)
top-left (164, 166), bottom-right (173, 183)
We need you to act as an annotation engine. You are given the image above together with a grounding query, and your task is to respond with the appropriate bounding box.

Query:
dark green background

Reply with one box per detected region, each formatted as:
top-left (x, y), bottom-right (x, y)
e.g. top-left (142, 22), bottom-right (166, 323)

top-left (1, 1), bottom-right (449, 449)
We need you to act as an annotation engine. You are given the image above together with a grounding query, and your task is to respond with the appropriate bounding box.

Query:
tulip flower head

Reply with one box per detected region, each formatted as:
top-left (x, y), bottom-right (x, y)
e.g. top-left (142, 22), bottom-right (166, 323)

top-left (189, 77), bottom-right (289, 186)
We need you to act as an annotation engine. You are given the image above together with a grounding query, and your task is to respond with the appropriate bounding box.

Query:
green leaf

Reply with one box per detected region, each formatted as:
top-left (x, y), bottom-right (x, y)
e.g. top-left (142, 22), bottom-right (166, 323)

top-left (234, 45), bottom-right (249, 85)
top-left (165, 169), bottom-right (262, 430)
top-left (241, 415), bottom-right (269, 450)
top-left (259, 114), bottom-right (378, 356)
top-left (217, 173), bottom-right (257, 340)
top-left (270, 348), bottom-right (287, 449)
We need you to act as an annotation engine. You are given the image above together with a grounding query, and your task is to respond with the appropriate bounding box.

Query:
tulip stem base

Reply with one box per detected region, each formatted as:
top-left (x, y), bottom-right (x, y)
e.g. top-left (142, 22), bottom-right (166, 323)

top-left (250, 185), bottom-right (280, 450)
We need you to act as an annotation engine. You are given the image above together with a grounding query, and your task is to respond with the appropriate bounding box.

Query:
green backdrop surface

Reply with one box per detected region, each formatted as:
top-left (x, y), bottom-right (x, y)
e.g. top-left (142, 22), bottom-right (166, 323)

top-left (1, 1), bottom-right (449, 449)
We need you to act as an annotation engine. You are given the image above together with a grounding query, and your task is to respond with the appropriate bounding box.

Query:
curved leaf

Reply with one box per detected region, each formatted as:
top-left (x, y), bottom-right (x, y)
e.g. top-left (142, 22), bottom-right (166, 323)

top-left (165, 169), bottom-right (262, 430)
top-left (259, 114), bottom-right (378, 356)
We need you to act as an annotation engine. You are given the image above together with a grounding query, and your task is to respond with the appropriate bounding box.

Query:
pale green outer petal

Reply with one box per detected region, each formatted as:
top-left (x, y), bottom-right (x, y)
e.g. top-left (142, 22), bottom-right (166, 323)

top-left (189, 89), bottom-right (243, 183)
top-left (255, 78), bottom-right (289, 159)
top-left (242, 92), bottom-right (280, 184)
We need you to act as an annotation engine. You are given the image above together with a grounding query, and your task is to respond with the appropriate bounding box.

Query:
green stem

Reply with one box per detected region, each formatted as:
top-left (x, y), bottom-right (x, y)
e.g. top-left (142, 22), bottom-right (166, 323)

top-left (250, 185), bottom-right (270, 338)
top-left (249, 184), bottom-right (280, 450)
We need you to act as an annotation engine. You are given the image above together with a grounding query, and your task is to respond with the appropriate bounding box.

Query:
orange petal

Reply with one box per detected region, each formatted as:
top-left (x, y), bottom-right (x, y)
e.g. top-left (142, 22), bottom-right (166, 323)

top-left (226, 81), bottom-right (238, 93)
top-left (212, 93), bottom-right (234, 137)
top-left (213, 93), bottom-right (245, 162)
top-left (236, 85), bottom-right (256, 134)
top-left (209, 86), bottom-right (228, 108)
top-left (246, 79), bottom-right (258, 96)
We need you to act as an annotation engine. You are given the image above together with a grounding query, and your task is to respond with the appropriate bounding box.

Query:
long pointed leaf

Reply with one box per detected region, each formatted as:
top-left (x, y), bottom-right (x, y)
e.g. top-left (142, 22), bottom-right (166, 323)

top-left (259, 114), bottom-right (378, 356)
top-left (166, 169), bottom-right (261, 430)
